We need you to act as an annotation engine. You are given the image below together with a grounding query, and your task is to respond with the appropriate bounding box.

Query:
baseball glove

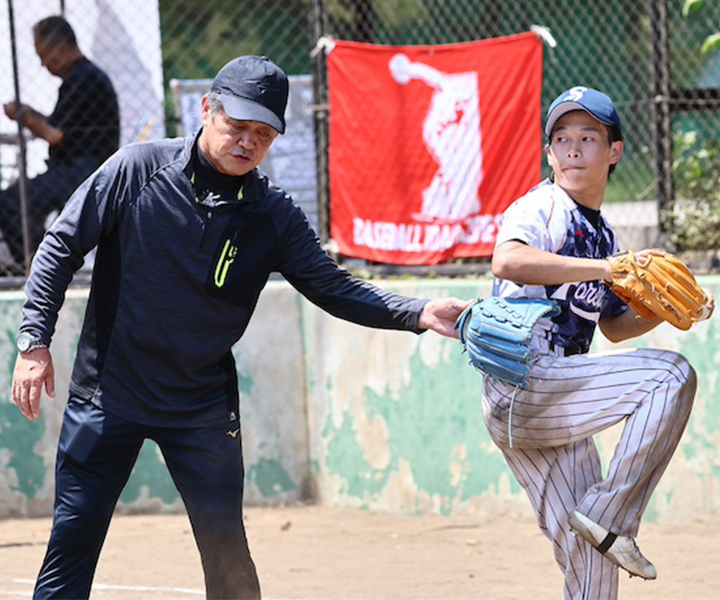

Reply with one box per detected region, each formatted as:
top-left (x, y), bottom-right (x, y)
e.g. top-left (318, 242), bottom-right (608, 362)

top-left (455, 297), bottom-right (560, 387)
top-left (607, 250), bottom-right (709, 330)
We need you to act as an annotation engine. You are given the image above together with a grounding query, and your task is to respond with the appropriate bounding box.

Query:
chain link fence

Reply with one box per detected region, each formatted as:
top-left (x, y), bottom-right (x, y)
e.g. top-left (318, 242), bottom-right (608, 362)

top-left (1, 0), bottom-right (718, 279)
top-left (0, 0), bottom-right (165, 277)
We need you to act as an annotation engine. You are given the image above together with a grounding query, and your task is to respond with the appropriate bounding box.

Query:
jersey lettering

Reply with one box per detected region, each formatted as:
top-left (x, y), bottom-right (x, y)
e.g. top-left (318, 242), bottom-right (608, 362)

top-left (573, 281), bottom-right (606, 311)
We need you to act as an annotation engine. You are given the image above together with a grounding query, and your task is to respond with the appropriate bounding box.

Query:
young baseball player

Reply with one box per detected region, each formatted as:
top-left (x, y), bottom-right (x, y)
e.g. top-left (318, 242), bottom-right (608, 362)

top-left (484, 86), bottom-right (714, 599)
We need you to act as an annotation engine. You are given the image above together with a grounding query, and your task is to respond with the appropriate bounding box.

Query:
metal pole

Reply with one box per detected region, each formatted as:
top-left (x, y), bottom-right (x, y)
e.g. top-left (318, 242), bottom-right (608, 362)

top-left (310, 0), bottom-right (330, 245)
top-left (648, 0), bottom-right (673, 223)
top-left (7, 0), bottom-right (32, 273)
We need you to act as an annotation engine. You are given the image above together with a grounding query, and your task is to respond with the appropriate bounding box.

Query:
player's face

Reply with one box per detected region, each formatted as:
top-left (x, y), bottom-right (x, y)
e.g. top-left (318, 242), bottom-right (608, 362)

top-left (199, 100), bottom-right (278, 177)
top-left (546, 111), bottom-right (623, 203)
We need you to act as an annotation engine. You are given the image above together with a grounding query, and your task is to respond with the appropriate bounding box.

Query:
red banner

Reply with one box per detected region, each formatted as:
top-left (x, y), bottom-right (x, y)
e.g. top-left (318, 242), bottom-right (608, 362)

top-left (327, 33), bottom-right (543, 264)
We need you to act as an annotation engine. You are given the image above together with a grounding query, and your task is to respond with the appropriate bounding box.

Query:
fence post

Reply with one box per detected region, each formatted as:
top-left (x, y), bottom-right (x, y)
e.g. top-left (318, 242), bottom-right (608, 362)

top-left (648, 0), bottom-right (673, 225)
top-left (309, 0), bottom-right (330, 244)
top-left (7, 0), bottom-right (31, 273)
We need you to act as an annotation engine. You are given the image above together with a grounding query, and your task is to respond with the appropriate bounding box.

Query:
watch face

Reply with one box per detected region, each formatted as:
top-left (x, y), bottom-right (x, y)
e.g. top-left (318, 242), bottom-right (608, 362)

top-left (17, 333), bottom-right (39, 353)
top-left (17, 333), bottom-right (32, 353)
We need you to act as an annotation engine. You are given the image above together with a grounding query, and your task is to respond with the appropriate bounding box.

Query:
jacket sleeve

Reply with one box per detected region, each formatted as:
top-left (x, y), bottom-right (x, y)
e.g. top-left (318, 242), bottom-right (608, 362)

top-left (277, 203), bottom-right (428, 333)
top-left (20, 152), bottom-right (127, 344)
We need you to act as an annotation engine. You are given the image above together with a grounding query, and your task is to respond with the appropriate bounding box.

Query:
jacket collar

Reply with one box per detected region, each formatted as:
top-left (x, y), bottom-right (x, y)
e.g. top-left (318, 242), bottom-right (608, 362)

top-left (181, 128), bottom-right (264, 203)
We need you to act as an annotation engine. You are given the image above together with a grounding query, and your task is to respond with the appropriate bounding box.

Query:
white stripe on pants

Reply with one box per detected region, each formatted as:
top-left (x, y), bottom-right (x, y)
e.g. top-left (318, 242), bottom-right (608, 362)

top-left (482, 348), bottom-right (696, 600)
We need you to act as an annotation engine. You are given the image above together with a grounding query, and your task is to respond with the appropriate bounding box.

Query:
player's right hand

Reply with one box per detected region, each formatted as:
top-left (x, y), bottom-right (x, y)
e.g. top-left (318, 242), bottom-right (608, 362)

top-left (12, 348), bottom-right (55, 420)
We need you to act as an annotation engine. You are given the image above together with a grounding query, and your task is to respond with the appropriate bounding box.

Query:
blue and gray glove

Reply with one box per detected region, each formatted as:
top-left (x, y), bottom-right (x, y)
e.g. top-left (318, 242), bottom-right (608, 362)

top-left (455, 296), bottom-right (560, 388)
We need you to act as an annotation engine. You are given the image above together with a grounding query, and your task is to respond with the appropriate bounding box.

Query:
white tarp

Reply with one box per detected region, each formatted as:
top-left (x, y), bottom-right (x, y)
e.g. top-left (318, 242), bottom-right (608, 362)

top-left (0, 0), bottom-right (165, 185)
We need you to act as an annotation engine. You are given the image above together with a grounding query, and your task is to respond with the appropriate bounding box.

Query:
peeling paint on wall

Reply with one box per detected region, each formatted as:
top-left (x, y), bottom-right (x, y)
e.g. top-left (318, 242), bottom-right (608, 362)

top-left (2, 279), bottom-right (720, 522)
top-left (316, 327), bottom-right (521, 516)
top-left (0, 284), bottom-right (309, 517)
top-left (247, 457), bottom-right (297, 497)
top-left (308, 279), bottom-right (720, 523)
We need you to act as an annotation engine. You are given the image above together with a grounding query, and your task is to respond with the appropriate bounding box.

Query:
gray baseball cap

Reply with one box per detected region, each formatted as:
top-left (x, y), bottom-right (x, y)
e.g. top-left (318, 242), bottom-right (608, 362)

top-left (211, 56), bottom-right (289, 134)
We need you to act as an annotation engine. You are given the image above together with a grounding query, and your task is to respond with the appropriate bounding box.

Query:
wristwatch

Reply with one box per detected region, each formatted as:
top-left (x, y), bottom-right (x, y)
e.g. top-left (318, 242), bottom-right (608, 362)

top-left (16, 332), bottom-right (47, 353)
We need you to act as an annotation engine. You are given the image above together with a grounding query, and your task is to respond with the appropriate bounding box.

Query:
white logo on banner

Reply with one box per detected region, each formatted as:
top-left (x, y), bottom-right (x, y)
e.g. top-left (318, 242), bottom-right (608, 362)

top-left (389, 53), bottom-right (483, 222)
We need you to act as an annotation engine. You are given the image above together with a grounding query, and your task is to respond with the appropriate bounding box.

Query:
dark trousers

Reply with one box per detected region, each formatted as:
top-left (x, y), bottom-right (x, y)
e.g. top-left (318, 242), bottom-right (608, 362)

top-left (34, 397), bottom-right (261, 600)
top-left (0, 157), bottom-right (98, 266)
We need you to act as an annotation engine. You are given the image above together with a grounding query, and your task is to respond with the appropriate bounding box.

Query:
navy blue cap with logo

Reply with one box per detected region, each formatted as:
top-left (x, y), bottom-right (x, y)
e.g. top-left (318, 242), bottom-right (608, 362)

top-left (211, 55), bottom-right (289, 134)
top-left (544, 86), bottom-right (622, 138)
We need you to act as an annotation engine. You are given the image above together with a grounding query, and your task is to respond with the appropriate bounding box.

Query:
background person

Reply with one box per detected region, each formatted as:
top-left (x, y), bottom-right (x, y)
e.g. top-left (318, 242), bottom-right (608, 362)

top-left (11, 55), bottom-right (468, 599)
top-left (1, 15), bottom-right (119, 272)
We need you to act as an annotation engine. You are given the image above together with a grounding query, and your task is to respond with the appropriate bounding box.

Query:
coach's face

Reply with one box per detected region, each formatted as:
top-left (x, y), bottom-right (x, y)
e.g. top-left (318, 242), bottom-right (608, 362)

top-left (198, 98), bottom-right (277, 177)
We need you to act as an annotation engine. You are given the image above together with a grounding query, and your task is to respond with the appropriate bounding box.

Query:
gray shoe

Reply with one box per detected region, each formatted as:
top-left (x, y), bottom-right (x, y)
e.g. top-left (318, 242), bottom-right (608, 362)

top-left (567, 511), bottom-right (657, 580)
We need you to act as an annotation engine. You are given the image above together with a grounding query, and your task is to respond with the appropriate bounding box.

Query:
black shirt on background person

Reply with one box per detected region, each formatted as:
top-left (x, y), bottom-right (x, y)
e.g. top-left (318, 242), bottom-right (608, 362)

top-left (0, 15), bottom-right (119, 272)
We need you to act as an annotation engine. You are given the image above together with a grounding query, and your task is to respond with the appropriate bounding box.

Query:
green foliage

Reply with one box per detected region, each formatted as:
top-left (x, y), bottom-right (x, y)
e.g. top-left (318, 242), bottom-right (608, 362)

top-left (663, 131), bottom-right (720, 250)
top-left (667, 0), bottom-right (720, 250)
top-left (701, 32), bottom-right (720, 54)
top-left (158, 0), bottom-right (311, 79)
top-left (682, 0), bottom-right (704, 19)
top-left (682, 0), bottom-right (719, 55)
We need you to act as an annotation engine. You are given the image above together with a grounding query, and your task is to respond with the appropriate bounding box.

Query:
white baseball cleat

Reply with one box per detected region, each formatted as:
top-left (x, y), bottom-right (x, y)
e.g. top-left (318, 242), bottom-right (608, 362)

top-left (567, 511), bottom-right (657, 580)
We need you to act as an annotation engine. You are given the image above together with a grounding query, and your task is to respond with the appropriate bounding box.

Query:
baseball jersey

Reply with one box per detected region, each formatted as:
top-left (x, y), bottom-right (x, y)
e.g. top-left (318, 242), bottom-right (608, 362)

top-left (493, 179), bottom-right (627, 356)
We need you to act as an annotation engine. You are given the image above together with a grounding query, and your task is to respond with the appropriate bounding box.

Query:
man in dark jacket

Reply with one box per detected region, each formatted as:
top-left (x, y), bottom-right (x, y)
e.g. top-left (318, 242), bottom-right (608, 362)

top-left (11, 55), bottom-right (467, 599)
top-left (1, 15), bottom-right (119, 271)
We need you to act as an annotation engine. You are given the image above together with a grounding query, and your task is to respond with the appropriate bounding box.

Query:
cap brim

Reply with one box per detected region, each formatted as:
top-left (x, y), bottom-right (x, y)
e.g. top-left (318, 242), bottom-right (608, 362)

top-left (544, 102), bottom-right (614, 136)
top-left (220, 93), bottom-right (285, 134)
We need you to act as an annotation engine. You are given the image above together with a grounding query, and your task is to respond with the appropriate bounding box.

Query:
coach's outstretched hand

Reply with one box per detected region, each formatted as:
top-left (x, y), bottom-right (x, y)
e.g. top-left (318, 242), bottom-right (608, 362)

top-left (12, 348), bottom-right (55, 421)
top-left (418, 297), bottom-right (473, 339)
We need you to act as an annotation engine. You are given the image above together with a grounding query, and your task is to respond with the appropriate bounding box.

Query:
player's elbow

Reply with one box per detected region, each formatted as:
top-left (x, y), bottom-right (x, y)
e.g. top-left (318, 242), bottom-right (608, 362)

top-left (492, 246), bottom-right (522, 280)
top-left (491, 258), bottom-right (510, 280)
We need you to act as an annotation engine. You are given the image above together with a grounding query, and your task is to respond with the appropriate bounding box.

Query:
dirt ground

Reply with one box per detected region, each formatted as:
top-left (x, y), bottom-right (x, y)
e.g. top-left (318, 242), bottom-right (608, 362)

top-left (1, 505), bottom-right (718, 599)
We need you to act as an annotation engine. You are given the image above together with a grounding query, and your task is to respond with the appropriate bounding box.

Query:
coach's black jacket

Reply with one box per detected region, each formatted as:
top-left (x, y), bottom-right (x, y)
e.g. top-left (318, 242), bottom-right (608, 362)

top-left (21, 132), bottom-right (427, 427)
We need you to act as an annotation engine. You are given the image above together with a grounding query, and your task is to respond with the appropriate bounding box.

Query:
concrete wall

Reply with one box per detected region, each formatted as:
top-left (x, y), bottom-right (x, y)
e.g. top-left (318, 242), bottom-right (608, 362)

top-left (0, 285), bottom-right (310, 517)
top-left (1, 278), bottom-right (719, 523)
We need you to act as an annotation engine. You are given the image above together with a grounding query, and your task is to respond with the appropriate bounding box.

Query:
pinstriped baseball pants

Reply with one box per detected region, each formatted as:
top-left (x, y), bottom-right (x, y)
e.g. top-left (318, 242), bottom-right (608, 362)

top-left (482, 348), bottom-right (697, 600)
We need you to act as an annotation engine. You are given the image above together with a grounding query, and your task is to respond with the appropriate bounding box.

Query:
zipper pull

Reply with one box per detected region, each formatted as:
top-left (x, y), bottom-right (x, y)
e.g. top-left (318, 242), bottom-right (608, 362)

top-left (199, 210), bottom-right (213, 249)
